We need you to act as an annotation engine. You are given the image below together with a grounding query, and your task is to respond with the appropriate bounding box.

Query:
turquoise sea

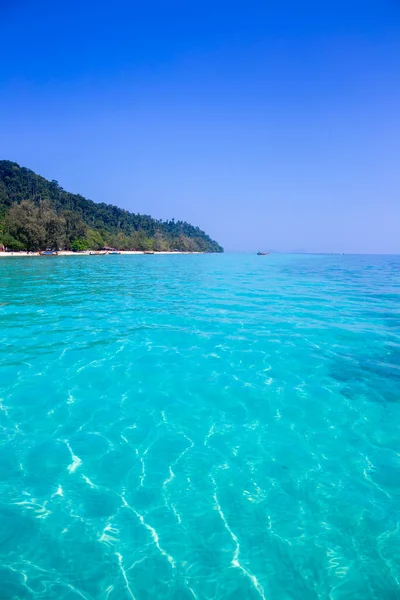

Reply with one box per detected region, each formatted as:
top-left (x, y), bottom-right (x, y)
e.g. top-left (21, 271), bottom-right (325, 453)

top-left (1, 253), bottom-right (400, 599)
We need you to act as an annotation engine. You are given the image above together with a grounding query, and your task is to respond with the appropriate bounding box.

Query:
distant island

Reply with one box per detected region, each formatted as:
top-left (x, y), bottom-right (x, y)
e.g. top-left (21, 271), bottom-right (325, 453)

top-left (0, 161), bottom-right (223, 253)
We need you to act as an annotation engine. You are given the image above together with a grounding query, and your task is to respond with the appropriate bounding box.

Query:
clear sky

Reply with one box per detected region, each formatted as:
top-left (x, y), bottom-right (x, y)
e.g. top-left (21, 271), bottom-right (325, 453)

top-left (1, 0), bottom-right (399, 253)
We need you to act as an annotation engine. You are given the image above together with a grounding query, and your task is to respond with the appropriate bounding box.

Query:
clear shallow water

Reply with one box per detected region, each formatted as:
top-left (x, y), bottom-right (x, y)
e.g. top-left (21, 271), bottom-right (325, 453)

top-left (1, 253), bottom-right (400, 600)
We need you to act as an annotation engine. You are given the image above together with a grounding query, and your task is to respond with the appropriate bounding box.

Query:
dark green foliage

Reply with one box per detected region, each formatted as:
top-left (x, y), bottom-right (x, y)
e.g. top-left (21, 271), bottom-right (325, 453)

top-left (85, 229), bottom-right (104, 250)
top-left (70, 238), bottom-right (90, 252)
top-left (5, 201), bottom-right (45, 250)
top-left (0, 161), bottom-right (223, 252)
top-left (1, 232), bottom-right (26, 251)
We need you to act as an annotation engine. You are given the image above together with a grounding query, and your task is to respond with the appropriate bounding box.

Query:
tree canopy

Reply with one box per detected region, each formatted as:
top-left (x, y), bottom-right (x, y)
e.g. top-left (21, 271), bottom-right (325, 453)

top-left (0, 161), bottom-right (223, 252)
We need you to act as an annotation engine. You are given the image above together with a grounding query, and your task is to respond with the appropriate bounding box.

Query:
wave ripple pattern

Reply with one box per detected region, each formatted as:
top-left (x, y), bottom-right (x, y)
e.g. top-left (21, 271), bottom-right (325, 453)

top-left (1, 254), bottom-right (400, 599)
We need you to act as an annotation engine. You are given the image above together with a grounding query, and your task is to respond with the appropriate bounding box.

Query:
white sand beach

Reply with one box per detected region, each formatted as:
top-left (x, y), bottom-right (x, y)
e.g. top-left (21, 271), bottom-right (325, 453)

top-left (0, 251), bottom-right (203, 257)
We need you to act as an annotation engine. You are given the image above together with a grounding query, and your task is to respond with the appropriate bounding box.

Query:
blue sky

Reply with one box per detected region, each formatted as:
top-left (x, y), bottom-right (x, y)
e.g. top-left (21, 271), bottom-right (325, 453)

top-left (1, 0), bottom-right (399, 252)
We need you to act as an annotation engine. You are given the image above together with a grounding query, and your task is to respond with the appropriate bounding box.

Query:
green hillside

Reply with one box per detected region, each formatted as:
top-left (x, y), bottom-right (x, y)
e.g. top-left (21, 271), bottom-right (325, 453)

top-left (0, 161), bottom-right (223, 252)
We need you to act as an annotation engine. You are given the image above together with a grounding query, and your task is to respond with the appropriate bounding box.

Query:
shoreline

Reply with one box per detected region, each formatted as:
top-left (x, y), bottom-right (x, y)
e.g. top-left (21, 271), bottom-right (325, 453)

top-left (0, 251), bottom-right (205, 257)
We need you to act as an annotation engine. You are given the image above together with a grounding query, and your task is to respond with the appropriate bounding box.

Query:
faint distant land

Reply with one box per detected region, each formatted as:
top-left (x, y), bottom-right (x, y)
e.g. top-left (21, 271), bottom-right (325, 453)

top-left (0, 161), bottom-right (223, 253)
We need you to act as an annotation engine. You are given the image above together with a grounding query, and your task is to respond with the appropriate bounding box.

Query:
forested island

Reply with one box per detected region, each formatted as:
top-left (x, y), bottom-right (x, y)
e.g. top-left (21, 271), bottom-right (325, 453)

top-left (0, 161), bottom-right (223, 253)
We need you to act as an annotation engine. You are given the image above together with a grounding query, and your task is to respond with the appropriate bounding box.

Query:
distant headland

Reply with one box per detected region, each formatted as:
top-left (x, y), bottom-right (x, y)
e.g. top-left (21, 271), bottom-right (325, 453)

top-left (0, 161), bottom-right (223, 253)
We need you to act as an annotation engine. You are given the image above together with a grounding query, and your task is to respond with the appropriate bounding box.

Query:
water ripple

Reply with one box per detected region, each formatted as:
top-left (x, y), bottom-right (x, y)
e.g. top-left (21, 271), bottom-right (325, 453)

top-left (1, 254), bottom-right (400, 598)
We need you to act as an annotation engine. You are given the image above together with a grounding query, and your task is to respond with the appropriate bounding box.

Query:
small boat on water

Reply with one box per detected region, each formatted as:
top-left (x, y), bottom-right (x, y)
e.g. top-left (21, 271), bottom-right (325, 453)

top-left (108, 251), bottom-right (121, 255)
top-left (89, 251), bottom-right (107, 255)
top-left (40, 250), bottom-right (58, 256)
top-left (144, 251), bottom-right (155, 255)
top-left (257, 251), bottom-right (269, 256)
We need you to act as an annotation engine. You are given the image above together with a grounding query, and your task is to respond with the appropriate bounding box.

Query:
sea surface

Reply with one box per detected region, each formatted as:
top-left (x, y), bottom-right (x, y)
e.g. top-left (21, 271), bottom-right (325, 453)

top-left (1, 253), bottom-right (400, 600)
